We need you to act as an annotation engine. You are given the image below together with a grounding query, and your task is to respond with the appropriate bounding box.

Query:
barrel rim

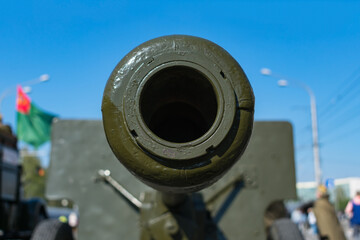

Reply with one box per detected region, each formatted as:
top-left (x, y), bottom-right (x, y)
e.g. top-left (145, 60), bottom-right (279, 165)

top-left (123, 60), bottom-right (236, 160)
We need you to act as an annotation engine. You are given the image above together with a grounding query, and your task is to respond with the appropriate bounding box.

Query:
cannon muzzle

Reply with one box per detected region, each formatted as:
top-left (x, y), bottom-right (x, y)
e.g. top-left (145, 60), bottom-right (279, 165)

top-left (102, 35), bottom-right (254, 193)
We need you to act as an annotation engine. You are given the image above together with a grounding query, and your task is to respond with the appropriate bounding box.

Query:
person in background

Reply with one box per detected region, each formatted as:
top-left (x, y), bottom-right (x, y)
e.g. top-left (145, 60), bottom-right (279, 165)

top-left (307, 208), bottom-right (318, 235)
top-left (313, 185), bottom-right (346, 240)
top-left (345, 191), bottom-right (360, 239)
top-left (291, 207), bottom-right (307, 232)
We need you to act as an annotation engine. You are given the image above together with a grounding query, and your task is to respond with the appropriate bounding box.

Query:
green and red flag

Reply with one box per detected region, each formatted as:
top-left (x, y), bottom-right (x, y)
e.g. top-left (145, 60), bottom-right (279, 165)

top-left (16, 86), bottom-right (56, 148)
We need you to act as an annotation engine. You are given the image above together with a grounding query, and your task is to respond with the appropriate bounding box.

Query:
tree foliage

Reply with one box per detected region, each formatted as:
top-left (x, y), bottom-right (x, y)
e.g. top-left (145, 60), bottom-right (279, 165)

top-left (334, 186), bottom-right (350, 212)
top-left (21, 149), bottom-right (47, 199)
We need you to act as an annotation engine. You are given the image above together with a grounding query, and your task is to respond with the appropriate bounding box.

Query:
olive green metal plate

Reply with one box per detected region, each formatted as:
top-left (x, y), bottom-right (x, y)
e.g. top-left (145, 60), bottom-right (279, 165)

top-left (201, 121), bottom-right (296, 240)
top-left (46, 120), bottom-right (151, 240)
top-left (46, 120), bottom-right (296, 240)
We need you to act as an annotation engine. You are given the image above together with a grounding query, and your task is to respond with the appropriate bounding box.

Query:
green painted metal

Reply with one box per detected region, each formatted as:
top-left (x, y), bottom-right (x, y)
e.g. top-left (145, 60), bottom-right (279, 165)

top-left (46, 120), bottom-right (296, 240)
top-left (139, 192), bottom-right (220, 240)
top-left (102, 35), bottom-right (255, 193)
top-left (47, 120), bottom-right (150, 240)
top-left (202, 121), bottom-right (297, 240)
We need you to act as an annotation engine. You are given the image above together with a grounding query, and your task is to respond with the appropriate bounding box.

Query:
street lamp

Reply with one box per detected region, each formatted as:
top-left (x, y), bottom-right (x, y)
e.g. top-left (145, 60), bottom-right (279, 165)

top-left (21, 74), bottom-right (50, 86)
top-left (0, 74), bottom-right (50, 116)
top-left (22, 86), bottom-right (32, 94)
top-left (261, 68), bottom-right (322, 186)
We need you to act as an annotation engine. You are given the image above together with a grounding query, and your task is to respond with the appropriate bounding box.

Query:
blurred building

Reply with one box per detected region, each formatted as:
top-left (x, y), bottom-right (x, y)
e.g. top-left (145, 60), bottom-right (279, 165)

top-left (296, 178), bottom-right (360, 210)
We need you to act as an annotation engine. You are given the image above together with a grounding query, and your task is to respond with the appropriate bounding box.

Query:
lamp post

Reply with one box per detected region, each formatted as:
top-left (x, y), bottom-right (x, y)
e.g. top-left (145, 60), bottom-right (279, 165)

top-left (261, 68), bottom-right (322, 186)
top-left (0, 74), bottom-right (50, 117)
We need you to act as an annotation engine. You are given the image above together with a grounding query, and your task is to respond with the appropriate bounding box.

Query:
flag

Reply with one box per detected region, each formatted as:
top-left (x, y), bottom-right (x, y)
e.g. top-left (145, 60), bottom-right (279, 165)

top-left (16, 86), bottom-right (56, 148)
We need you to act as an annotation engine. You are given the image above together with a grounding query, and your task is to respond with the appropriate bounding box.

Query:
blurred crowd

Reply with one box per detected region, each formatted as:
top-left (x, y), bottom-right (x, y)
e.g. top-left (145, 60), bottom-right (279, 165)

top-left (291, 186), bottom-right (360, 240)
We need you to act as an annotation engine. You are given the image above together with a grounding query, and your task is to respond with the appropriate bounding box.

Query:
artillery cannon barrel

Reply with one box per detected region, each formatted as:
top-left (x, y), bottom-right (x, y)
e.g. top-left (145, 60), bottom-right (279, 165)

top-left (102, 35), bottom-right (254, 194)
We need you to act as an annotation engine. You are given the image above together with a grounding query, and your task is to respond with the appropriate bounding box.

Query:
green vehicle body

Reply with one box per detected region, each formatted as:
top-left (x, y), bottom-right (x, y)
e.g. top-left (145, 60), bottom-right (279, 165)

top-left (46, 35), bottom-right (297, 239)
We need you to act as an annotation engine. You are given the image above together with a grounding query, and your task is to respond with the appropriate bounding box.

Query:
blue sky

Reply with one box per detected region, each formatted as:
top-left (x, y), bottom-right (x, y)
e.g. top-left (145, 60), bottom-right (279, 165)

top-left (1, 0), bottom-right (359, 182)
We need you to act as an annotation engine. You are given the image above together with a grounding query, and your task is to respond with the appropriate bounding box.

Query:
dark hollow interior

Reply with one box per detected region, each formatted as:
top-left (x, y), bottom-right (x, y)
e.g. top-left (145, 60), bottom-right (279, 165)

top-left (140, 66), bottom-right (218, 143)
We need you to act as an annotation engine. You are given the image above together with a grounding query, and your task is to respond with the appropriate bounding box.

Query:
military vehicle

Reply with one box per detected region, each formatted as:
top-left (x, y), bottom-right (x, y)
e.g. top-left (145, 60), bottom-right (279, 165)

top-left (0, 124), bottom-right (48, 239)
top-left (44, 35), bottom-right (302, 239)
